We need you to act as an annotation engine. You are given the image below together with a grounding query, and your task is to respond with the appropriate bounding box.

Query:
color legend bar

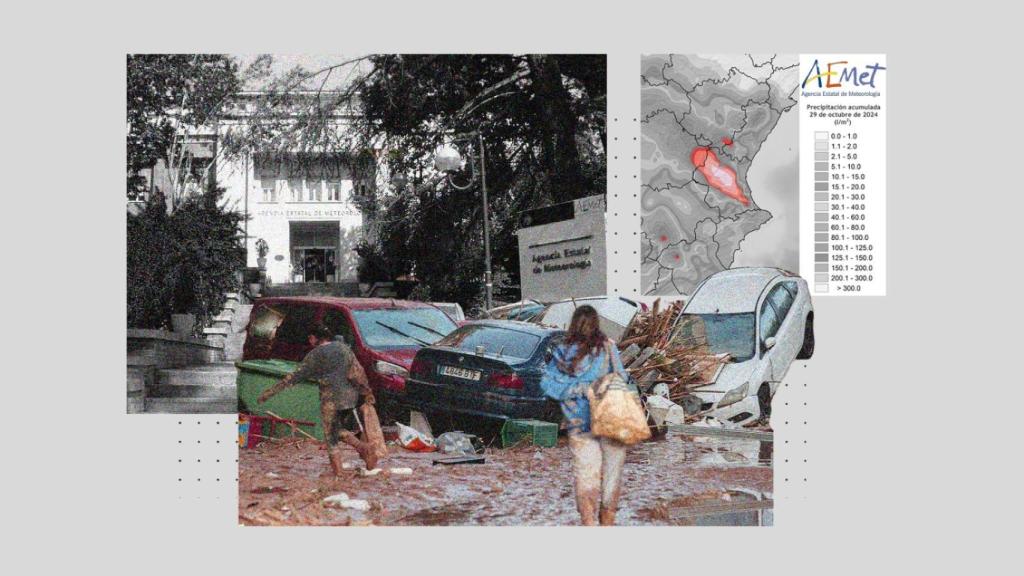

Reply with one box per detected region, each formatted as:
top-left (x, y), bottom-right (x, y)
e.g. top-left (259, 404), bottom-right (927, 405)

top-left (814, 131), bottom-right (830, 293)
top-left (799, 54), bottom-right (887, 297)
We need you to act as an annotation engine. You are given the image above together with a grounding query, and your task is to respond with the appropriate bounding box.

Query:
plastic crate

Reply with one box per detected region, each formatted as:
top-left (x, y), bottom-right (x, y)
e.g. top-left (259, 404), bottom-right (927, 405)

top-left (501, 419), bottom-right (558, 448)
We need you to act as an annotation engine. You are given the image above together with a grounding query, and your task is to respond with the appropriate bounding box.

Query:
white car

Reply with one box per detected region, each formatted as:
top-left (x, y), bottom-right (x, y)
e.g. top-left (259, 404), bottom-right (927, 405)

top-left (432, 302), bottom-right (466, 323)
top-left (670, 267), bottom-right (814, 426)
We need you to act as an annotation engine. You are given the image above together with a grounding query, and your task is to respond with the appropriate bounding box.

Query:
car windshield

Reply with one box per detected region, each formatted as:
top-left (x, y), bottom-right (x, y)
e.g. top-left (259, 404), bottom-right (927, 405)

top-left (436, 325), bottom-right (542, 361)
top-left (671, 313), bottom-right (756, 362)
top-left (351, 308), bottom-right (457, 349)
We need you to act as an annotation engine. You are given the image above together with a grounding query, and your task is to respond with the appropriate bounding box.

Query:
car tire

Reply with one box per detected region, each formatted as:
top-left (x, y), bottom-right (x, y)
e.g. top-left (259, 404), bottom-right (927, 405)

top-left (757, 383), bottom-right (773, 421)
top-left (797, 314), bottom-right (815, 359)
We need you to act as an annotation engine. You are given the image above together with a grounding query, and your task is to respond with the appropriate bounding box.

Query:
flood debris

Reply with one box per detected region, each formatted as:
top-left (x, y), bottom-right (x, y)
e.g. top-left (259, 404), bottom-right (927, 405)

top-left (409, 411), bottom-right (433, 437)
top-left (436, 431), bottom-right (483, 456)
top-left (433, 455), bottom-right (486, 466)
top-left (322, 492), bottom-right (371, 511)
top-left (618, 299), bottom-right (757, 428)
top-left (396, 422), bottom-right (437, 452)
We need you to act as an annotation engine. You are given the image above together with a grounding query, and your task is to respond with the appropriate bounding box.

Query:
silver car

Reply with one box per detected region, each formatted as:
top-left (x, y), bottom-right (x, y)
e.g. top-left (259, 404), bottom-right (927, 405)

top-left (670, 267), bottom-right (815, 426)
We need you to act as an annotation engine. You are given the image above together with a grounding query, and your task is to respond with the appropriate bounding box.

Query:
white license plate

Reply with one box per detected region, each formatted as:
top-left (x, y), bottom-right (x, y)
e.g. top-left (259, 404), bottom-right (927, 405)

top-left (440, 365), bottom-right (482, 381)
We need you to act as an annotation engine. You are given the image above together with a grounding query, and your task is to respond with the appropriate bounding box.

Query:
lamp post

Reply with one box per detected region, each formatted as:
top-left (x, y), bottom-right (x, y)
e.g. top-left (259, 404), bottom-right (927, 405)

top-left (434, 133), bottom-right (492, 311)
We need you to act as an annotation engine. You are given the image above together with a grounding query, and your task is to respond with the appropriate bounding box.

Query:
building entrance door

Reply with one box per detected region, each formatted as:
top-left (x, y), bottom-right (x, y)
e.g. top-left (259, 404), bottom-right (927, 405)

top-left (289, 221), bottom-right (340, 283)
top-left (298, 248), bottom-right (337, 282)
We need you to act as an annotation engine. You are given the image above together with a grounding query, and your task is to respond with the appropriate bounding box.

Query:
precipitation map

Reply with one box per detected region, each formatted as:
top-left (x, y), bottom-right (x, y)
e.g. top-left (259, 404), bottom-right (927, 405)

top-left (641, 54), bottom-right (800, 296)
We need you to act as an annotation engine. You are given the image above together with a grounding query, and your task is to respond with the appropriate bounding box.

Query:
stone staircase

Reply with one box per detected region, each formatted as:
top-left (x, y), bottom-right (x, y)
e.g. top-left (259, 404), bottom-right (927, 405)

top-left (147, 363), bottom-right (238, 413)
top-left (140, 292), bottom-right (253, 414)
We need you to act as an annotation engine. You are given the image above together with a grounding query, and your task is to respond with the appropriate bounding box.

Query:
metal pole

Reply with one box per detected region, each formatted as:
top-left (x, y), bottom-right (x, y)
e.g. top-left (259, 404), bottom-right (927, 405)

top-left (479, 133), bottom-right (493, 311)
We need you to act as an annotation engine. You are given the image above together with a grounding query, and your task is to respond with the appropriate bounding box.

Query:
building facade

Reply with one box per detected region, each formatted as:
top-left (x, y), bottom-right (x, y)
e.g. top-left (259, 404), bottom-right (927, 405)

top-left (218, 150), bottom-right (371, 286)
top-left (131, 92), bottom-right (376, 289)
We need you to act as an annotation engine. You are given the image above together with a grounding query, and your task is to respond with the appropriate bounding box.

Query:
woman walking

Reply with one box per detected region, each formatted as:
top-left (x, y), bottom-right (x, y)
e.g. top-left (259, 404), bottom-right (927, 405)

top-left (541, 305), bottom-right (631, 526)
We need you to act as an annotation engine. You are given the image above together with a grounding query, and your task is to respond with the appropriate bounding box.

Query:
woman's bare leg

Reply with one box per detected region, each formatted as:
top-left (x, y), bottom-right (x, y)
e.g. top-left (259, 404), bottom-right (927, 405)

top-left (569, 433), bottom-right (602, 526)
top-left (598, 438), bottom-right (627, 525)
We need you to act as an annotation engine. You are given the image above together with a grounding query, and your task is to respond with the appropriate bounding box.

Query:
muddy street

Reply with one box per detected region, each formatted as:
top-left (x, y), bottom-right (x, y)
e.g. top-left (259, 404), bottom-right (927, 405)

top-left (239, 430), bottom-right (773, 526)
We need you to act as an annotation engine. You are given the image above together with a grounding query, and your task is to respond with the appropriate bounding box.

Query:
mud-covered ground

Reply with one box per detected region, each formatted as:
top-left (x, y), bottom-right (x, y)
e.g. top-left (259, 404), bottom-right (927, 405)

top-left (238, 431), bottom-right (773, 526)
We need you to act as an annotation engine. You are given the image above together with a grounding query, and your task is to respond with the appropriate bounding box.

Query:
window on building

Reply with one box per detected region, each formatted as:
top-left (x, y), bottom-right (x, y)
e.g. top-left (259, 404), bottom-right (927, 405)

top-left (288, 179), bottom-right (303, 202)
top-left (326, 182), bottom-right (341, 202)
top-left (308, 180), bottom-right (323, 202)
top-left (260, 179), bottom-right (277, 202)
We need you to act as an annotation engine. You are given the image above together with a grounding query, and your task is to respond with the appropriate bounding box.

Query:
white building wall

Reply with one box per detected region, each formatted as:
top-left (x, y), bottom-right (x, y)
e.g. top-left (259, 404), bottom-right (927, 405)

top-left (217, 153), bottom-right (364, 285)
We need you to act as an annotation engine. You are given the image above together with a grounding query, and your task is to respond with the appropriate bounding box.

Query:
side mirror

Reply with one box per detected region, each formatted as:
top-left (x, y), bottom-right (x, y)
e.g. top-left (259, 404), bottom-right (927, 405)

top-left (764, 336), bottom-right (777, 351)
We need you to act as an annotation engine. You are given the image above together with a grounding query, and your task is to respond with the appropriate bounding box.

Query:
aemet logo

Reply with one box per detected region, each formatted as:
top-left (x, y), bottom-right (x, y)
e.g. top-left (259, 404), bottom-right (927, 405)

top-left (802, 59), bottom-right (886, 89)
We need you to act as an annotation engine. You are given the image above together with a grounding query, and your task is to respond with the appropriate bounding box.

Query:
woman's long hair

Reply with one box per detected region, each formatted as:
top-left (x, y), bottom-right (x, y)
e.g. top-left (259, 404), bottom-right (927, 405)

top-left (563, 305), bottom-right (607, 373)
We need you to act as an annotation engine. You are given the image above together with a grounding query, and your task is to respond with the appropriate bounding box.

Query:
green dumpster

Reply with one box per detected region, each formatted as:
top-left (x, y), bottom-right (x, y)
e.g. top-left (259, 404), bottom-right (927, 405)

top-left (236, 359), bottom-right (324, 441)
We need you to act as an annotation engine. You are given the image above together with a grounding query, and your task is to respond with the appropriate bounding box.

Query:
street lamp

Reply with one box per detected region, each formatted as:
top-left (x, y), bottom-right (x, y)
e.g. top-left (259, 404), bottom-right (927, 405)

top-left (434, 133), bottom-right (492, 311)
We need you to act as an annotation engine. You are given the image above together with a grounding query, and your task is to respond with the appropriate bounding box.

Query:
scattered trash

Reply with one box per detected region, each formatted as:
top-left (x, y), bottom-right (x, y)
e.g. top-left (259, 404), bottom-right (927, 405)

top-left (645, 394), bottom-right (687, 427)
top-left (359, 467), bottom-right (383, 477)
top-left (409, 411), bottom-right (433, 437)
top-left (651, 382), bottom-right (671, 398)
top-left (388, 467), bottom-right (413, 475)
top-left (692, 417), bottom-right (723, 428)
top-left (396, 422), bottom-right (437, 452)
top-left (265, 471), bottom-right (280, 478)
top-left (433, 455), bottom-right (486, 466)
top-left (251, 486), bottom-right (288, 494)
top-left (359, 403), bottom-right (389, 459)
top-left (500, 419), bottom-right (558, 448)
top-left (322, 492), bottom-right (371, 511)
top-left (436, 431), bottom-right (482, 455)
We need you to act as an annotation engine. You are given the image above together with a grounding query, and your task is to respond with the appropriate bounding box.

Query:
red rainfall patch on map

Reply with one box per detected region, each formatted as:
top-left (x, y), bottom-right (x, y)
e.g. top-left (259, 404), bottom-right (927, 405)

top-left (691, 147), bottom-right (748, 206)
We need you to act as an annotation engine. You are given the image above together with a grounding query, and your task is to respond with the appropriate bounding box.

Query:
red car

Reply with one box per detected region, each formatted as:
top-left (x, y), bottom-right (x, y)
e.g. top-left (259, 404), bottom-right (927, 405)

top-left (243, 297), bottom-right (459, 416)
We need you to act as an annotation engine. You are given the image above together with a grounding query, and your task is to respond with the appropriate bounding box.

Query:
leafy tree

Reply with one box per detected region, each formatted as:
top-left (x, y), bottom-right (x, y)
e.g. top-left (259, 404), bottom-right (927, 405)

top-left (355, 54), bottom-right (606, 307)
top-left (127, 188), bottom-right (245, 332)
top-left (126, 54), bottom-right (240, 201)
top-left (239, 54), bottom-right (606, 308)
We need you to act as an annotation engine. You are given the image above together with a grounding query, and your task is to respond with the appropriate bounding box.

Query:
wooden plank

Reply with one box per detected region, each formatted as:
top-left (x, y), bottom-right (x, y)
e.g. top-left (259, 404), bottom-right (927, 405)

top-left (668, 498), bottom-right (773, 518)
top-left (667, 424), bottom-right (773, 442)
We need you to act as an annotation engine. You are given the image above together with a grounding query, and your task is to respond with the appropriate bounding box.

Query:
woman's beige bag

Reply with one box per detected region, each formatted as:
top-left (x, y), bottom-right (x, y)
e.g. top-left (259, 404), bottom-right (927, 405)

top-left (587, 343), bottom-right (651, 445)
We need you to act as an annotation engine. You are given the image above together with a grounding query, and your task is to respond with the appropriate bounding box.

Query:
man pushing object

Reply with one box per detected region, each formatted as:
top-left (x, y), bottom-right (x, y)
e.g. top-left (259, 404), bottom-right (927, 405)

top-left (257, 324), bottom-right (378, 473)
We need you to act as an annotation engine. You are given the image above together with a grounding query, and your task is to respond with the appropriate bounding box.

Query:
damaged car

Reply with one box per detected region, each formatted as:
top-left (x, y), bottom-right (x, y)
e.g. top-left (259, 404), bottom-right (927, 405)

top-left (236, 297), bottom-right (459, 431)
top-left (670, 268), bottom-right (814, 426)
top-left (403, 320), bottom-right (564, 425)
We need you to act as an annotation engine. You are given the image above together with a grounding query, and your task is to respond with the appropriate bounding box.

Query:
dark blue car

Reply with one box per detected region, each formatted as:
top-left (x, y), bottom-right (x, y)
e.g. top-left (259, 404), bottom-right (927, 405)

top-left (404, 320), bottom-right (564, 423)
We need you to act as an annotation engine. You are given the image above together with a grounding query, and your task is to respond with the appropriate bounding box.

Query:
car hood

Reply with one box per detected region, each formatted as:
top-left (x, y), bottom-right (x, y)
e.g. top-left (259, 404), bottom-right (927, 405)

top-left (371, 347), bottom-right (420, 368)
top-left (703, 360), bottom-right (757, 393)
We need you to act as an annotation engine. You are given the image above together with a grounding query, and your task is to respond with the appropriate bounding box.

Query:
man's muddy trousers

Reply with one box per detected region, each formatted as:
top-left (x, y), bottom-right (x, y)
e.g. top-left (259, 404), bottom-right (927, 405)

top-left (568, 432), bottom-right (627, 526)
top-left (321, 398), bottom-right (377, 473)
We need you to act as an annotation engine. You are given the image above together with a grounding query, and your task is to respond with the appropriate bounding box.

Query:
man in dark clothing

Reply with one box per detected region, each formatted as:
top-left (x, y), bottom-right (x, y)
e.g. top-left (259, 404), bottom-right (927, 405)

top-left (257, 324), bottom-right (378, 473)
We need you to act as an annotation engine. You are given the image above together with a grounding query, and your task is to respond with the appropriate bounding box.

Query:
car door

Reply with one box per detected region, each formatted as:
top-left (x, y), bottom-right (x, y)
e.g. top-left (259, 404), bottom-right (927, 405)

top-left (269, 303), bottom-right (323, 361)
top-left (321, 306), bottom-right (358, 349)
top-left (759, 281), bottom-right (800, 381)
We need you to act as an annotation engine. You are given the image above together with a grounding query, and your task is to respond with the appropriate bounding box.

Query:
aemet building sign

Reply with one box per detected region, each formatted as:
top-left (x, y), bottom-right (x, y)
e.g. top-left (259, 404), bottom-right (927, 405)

top-left (517, 194), bottom-right (607, 302)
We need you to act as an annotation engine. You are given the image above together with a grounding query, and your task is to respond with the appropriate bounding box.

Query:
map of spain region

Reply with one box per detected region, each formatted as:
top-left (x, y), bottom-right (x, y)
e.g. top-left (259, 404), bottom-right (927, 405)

top-left (641, 54), bottom-right (800, 296)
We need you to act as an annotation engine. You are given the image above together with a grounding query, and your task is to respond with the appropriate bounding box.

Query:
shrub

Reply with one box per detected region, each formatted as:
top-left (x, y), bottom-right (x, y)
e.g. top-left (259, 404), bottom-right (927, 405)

top-left (127, 188), bottom-right (245, 334)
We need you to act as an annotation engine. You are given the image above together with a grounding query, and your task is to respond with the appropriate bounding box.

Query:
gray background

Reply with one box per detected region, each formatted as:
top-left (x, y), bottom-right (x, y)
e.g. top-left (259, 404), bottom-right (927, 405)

top-left (3, 1), bottom-right (1020, 574)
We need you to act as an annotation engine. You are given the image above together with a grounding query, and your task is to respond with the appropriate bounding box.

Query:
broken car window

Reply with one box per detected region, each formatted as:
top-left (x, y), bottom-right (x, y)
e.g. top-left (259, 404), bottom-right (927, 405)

top-left (672, 313), bottom-right (756, 363)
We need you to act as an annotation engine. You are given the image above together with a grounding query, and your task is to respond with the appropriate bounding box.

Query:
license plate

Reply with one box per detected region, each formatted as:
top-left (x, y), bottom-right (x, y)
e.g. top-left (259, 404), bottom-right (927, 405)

top-left (440, 365), bottom-right (481, 381)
